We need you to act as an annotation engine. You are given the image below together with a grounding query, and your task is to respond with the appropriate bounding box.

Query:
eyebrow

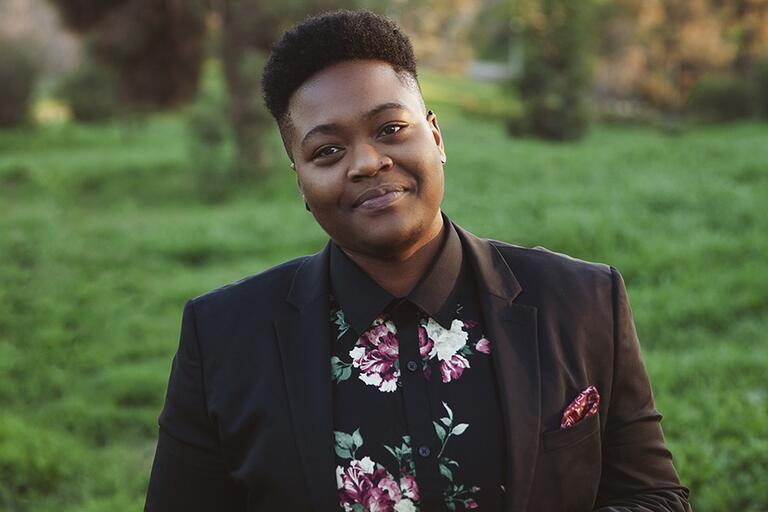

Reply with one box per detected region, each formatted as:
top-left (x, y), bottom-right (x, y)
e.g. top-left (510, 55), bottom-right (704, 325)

top-left (300, 102), bottom-right (408, 149)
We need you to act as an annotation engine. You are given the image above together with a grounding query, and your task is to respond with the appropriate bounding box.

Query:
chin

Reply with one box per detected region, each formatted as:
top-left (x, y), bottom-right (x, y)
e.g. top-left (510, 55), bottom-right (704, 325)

top-left (349, 217), bottom-right (428, 258)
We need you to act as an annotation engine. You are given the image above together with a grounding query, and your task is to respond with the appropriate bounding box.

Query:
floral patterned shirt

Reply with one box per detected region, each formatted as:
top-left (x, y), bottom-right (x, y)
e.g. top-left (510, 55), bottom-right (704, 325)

top-left (329, 222), bottom-right (506, 512)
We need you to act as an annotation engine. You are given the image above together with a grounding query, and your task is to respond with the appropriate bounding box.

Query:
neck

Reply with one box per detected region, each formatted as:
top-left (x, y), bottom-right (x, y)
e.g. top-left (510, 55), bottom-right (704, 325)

top-left (342, 214), bottom-right (445, 297)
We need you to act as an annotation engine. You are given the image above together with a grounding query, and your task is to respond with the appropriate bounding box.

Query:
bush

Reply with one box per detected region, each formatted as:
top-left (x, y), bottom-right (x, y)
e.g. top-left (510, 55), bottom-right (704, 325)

top-left (59, 59), bottom-right (121, 122)
top-left (0, 415), bottom-right (84, 506)
top-left (755, 60), bottom-right (768, 121)
top-left (186, 84), bottom-right (235, 202)
top-left (686, 74), bottom-right (755, 122)
top-left (510, 0), bottom-right (597, 141)
top-left (0, 40), bottom-right (39, 128)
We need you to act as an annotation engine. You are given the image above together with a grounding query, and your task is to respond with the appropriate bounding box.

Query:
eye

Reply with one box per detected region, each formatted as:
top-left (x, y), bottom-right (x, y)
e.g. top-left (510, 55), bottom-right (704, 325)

top-left (313, 146), bottom-right (343, 160)
top-left (380, 123), bottom-right (406, 136)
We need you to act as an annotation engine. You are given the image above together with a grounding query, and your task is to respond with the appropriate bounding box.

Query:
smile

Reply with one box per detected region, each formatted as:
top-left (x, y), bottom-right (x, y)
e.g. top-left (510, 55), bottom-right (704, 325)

top-left (354, 185), bottom-right (408, 210)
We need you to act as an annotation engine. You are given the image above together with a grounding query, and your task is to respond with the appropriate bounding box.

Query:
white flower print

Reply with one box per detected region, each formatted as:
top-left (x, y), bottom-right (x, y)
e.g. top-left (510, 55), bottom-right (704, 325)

top-left (426, 318), bottom-right (469, 361)
top-left (394, 499), bottom-right (417, 512)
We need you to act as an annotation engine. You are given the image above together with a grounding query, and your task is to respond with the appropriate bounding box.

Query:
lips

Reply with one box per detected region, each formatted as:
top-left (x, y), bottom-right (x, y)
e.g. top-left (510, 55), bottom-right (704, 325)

top-left (353, 184), bottom-right (408, 209)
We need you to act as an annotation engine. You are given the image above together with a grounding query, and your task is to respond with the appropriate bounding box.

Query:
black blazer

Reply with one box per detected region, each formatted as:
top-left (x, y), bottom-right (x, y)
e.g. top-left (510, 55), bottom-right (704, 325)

top-left (145, 223), bottom-right (690, 511)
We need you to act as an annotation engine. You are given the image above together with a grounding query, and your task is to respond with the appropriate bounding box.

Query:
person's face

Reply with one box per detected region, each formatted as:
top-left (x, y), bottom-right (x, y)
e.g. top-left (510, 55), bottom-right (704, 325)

top-left (286, 59), bottom-right (446, 259)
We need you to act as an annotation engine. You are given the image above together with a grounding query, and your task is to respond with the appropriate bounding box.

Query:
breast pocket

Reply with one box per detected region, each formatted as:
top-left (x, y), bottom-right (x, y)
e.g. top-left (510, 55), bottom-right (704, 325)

top-left (541, 412), bottom-right (600, 452)
top-left (531, 413), bottom-right (602, 511)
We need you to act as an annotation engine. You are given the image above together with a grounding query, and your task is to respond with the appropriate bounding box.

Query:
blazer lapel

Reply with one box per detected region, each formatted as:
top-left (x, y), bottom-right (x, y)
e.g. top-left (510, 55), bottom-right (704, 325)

top-left (455, 223), bottom-right (541, 512)
top-left (273, 243), bottom-right (339, 511)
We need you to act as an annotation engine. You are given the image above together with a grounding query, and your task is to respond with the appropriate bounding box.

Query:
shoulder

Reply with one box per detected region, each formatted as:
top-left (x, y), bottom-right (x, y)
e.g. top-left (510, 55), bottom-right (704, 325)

top-left (188, 255), bottom-right (310, 318)
top-left (490, 239), bottom-right (613, 280)
top-left (487, 238), bottom-right (617, 303)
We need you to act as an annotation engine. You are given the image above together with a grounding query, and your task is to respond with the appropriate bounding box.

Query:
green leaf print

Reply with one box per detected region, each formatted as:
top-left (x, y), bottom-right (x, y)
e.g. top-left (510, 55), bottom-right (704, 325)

top-left (443, 402), bottom-right (454, 422)
top-left (334, 430), bottom-right (359, 460)
top-left (451, 423), bottom-right (469, 436)
top-left (335, 445), bottom-right (352, 459)
top-left (432, 401), bottom-right (483, 510)
top-left (331, 356), bottom-right (353, 383)
top-left (331, 307), bottom-right (350, 339)
top-left (352, 428), bottom-right (363, 450)
top-left (434, 421), bottom-right (447, 442)
top-left (384, 444), bottom-right (400, 462)
top-left (439, 463), bottom-right (454, 481)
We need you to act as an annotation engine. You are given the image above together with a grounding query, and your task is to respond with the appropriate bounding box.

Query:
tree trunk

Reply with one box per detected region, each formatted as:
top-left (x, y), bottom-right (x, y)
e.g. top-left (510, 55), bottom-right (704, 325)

top-left (218, 0), bottom-right (273, 181)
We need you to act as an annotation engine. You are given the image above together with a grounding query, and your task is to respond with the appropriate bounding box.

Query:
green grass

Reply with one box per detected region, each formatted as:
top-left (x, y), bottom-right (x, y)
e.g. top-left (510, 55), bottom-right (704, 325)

top-left (1, 75), bottom-right (767, 510)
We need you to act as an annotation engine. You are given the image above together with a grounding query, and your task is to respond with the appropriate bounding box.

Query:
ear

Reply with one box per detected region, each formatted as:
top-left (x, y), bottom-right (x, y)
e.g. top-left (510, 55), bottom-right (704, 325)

top-left (426, 110), bottom-right (446, 164)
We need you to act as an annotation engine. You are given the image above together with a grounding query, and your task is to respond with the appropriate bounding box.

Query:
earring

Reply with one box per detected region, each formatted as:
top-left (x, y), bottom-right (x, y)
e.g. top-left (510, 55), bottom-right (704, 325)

top-left (290, 161), bottom-right (295, 170)
top-left (440, 155), bottom-right (446, 165)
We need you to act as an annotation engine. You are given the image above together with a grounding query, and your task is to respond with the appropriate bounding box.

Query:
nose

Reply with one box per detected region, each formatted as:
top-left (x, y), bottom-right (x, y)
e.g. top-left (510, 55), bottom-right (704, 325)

top-left (347, 143), bottom-right (393, 181)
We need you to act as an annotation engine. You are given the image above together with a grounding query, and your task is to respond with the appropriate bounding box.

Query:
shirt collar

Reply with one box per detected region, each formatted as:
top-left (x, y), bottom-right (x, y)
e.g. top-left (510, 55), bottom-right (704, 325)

top-left (329, 215), bottom-right (464, 335)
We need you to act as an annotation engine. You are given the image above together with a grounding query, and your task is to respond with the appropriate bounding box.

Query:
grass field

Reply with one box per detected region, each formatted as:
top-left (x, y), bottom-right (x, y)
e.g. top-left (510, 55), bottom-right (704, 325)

top-left (1, 73), bottom-right (767, 511)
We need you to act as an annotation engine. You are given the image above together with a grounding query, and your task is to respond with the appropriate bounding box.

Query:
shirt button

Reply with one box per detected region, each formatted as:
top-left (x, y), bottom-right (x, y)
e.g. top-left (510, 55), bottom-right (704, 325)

top-left (418, 445), bottom-right (431, 458)
top-left (406, 360), bottom-right (419, 372)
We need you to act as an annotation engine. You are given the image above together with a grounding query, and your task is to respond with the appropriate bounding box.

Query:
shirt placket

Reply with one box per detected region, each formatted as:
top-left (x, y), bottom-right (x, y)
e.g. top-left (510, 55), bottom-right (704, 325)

top-left (391, 300), bottom-right (443, 512)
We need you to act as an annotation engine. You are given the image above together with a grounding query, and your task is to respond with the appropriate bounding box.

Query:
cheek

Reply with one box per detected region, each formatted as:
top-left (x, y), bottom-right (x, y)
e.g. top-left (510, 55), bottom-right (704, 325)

top-left (415, 158), bottom-right (445, 201)
top-left (300, 174), bottom-right (341, 208)
top-left (301, 181), bottom-right (351, 237)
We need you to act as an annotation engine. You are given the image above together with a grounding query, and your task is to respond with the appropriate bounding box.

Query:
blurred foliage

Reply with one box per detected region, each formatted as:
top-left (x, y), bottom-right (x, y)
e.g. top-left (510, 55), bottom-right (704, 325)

top-left (48, 0), bottom-right (207, 108)
top-left (595, 0), bottom-right (768, 111)
top-left (757, 59), bottom-right (768, 120)
top-left (48, 0), bottom-right (132, 31)
top-left (686, 73), bottom-right (755, 122)
top-left (510, 0), bottom-right (597, 140)
top-left (387, 0), bottom-right (484, 72)
top-left (0, 415), bottom-right (85, 507)
top-left (45, 0), bottom-right (363, 180)
top-left (185, 61), bottom-right (236, 202)
top-left (0, 38), bottom-right (39, 128)
top-left (42, 0), bottom-right (768, 147)
top-left (214, 0), bottom-right (362, 180)
top-left (419, 69), bottom-right (522, 120)
top-left (469, 0), bottom-right (515, 62)
top-left (58, 56), bottom-right (121, 122)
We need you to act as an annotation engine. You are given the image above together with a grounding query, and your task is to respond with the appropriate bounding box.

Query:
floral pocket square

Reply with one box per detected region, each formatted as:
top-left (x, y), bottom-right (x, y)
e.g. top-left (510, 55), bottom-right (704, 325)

top-left (560, 385), bottom-right (600, 429)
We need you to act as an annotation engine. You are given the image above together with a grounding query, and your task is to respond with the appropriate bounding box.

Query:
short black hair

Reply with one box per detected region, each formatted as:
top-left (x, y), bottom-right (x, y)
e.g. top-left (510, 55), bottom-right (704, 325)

top-left (262, 10), bottom-right (418, 126)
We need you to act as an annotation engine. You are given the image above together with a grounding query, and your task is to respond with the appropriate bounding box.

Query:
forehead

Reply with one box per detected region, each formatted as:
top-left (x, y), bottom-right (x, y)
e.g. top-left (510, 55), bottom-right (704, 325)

top-left (287, 60), bottom-right (423, 135)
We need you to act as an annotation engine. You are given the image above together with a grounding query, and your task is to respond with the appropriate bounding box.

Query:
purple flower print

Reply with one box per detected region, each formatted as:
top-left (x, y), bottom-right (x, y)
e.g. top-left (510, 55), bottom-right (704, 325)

top-left (474, 337), bottom-right (490, 354)
top-left (399, 473), bottom-right (419, 502)
top-left (418, 327), bottom-right (433, 358)
top-left (332, 302), bottom-right (493, 390)
top-left (336, 456), bottom-right (419, 512)
top-left (349, 319), bottom-right (400, 392)
top-left (439, 354), bottom-right (471, 383)
top-left (336, 457), bottom-right (378, 506)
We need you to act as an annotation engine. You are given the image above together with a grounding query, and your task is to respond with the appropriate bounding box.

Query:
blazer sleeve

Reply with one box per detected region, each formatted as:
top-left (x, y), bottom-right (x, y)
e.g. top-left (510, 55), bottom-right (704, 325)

top-left (593, 268), bottom-right (692, 512)
top-left (145, 300), bottom-right (247, 512)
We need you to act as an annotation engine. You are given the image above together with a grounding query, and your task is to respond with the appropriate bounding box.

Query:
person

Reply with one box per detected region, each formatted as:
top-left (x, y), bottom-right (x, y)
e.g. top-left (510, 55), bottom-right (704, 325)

top-left (144, 10), bottom-right (690, 512)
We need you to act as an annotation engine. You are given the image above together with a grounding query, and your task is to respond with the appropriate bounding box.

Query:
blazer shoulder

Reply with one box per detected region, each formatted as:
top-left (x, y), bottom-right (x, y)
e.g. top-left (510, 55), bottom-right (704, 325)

top-left (489, 239), bottom-right (615, 299)
top-left (189, 255), bottom-right (309, 316)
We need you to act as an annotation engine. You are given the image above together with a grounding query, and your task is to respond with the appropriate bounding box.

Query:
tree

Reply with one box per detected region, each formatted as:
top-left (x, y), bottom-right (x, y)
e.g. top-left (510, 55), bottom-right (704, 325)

top-left (50, 0), bottom-right (207, 108)
top-left (48, 0), bottom-right (361, 180)
top-left (386, 0), bottom-right (485, 73)
top-left (594, 0), bottom-right (768, 111)
top-left (211, 0), bottom-right (353, 179)
top-left (510, 0), bottom-right (598, 140)
top-left (0, 39), bottom-right (39, 127)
